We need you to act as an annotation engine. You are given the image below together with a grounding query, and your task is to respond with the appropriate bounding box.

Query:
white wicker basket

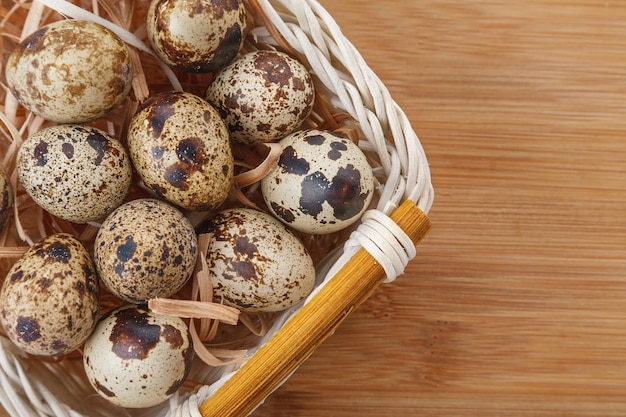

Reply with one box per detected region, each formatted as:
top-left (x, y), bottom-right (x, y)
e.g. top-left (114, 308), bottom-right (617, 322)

top-left (0, 0), bottom-right (433, 416)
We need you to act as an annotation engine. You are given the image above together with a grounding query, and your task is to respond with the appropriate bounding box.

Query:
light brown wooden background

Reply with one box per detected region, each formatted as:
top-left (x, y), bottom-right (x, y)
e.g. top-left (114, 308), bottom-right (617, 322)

top-left (5, 0), bottom-right (626, 416)
top-left (256, 0), bottom-right (626, 416)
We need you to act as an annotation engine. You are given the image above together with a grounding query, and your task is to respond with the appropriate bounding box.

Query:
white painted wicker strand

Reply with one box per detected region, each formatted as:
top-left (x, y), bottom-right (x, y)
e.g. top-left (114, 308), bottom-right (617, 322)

top-left (0, 0), bottom-right (433, 416)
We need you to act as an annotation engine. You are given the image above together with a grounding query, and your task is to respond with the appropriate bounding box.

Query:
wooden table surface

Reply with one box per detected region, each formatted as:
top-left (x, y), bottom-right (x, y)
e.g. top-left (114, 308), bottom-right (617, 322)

top-left (4, 0), bottom-right (626, 416)
top-left (255, 1), bottom-right (626, 416)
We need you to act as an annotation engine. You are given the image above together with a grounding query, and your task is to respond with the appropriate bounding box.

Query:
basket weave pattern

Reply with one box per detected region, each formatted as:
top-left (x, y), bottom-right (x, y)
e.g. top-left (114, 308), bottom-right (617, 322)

top-left (0, 0), bottom-right (433, 416)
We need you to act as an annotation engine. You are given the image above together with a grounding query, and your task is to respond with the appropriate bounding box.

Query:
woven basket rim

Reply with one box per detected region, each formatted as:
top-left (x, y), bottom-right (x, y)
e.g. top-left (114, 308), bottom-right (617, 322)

top-left (0, 1), bottom-right (433, 416)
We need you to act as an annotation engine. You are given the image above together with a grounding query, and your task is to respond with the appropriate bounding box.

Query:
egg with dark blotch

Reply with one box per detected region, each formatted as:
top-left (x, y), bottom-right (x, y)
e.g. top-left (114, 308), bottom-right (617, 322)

top-left (147, 0), bottom-right (246, 73)
top-left (5, 19), bottom-right (133, 123)
top-left (83, 304), bottom-right (194, 408)
top-left (93, 199), bottom-right (197, 304)
top-left (198, 207), bottom-right (316, 312)
top-left (205, 50), bottom-right (315, 145)
top-left (17, 124), bottom-right (132, 223)
top-left (261, 129), bottom-right (375, 234)
top-left (127, 91), bottom-right (234, 211)
top-left (0, 233), bottom-right (100, 357)
top-left (0, 167), bottom-right (13, 232)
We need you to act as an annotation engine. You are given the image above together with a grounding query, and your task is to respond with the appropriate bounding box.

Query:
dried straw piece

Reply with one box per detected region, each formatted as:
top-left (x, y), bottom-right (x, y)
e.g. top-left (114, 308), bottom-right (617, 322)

top-left (199, 315), bottom-right (222, 342)
top-left (0, 103), bottom-right (23, 165)
top-left (230, 183), bottom-right (262, 210)
top-left (189, 321), bottom-right (248, 367)
top-left (238, 312), bottom-right (273, 337)
top-left (0, 246), bottom-right (27, 258)
top-left (20, 0), bottom-right (45, 41)
top-left (148, 299), bottom-right (239, 325)
top-left (233, 143), bottom-right (282, 188)
top-left (193, 234), bottom-right (218, 340)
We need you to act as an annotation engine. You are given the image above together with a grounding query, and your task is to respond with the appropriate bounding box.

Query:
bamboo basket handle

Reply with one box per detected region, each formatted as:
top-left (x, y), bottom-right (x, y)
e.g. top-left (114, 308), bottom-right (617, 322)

top-left (198, 199), bottom-right (431, 417)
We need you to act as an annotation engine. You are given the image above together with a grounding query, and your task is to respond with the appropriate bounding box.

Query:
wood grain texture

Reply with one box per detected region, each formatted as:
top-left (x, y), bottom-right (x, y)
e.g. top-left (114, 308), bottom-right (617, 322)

top-left (254, 0), bottom-right (626, 416)
top-left (4, 0), bottom-right (626, 416)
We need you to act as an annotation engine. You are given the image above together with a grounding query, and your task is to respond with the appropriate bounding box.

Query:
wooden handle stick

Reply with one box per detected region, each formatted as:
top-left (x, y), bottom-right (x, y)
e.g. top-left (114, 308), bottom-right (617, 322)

top-left (199, 200), bottom-right (431, 417)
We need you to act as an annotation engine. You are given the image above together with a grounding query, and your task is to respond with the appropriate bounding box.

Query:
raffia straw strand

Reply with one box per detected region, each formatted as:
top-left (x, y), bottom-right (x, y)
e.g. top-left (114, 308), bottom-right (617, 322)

top-left (20, 0), bottom-right (44, 42)
top-left (207, 348), bottom-right (249, 359)
top-left (0, 247), bottom-right (27, 258)
top-left (0, 4), bottom-right (21, 30)
top-left (238, 313), bottom-right (264, 337)
top-left (229, 185), bottom-right (261, 210)
top-left (148, 299), bottom-right (239, 326)
top-left (194, 235), bottom-right (220, 340)
top-left (202, 318), bottom-right (222, 342)
top-left (189, 320), bottom-right (247, 367)
top-left (233, 143), bottom-right (282, 188)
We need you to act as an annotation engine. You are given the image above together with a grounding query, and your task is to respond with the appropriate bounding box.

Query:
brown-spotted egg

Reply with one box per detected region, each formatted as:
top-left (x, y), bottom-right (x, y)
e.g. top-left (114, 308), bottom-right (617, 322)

top-left (204, 50), bottom-right (315, 145)
top-left (0, 233), bottom-right (100, 357)
top-left (0, 167), bottom-right (13, 232)
top-left (83, 304), bottom-right (194, 408)
top-left (5, 20), bottom-right (133, 123)
top-left (261, 129), bottom-right (375, 234)
top-left (17, 124), bottom-right (132, 223)
top-left (197, 207), bottom-right (316, 312)
top-left (147, 0), bottom-right (246, 73)
top-left (127, 91), bottom-right (234, 211)
top-left (93, 199), bottom-right (198, 304)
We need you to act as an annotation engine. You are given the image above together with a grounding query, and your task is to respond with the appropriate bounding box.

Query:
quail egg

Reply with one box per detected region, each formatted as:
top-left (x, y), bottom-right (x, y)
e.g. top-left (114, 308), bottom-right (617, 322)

top-left (205, 50), bottom-right (315, 145)
top-left (93, 198), bottom-right (198, 304)
top-left (5, 19), bottom-right (133, 123)
top-left (0, 233), bottom-right (100, 357)
top-left (147, 0), bottom-right (247, 72)
top-left (198, 207), bottom-right (316, 312)
top-left (83, 304), bottom-right (194, 408)
top-left (127, 91), bottom-right (234, 211)
top-left (17, 124), bottom-right (132, 223)
top-left (261, 129), bottom-right (375, 234)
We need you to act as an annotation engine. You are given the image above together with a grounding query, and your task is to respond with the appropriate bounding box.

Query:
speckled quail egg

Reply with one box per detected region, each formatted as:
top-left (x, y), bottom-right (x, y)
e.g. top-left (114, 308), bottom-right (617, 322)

top-left (83, 304), bottom-right (194, 408)
top-left (127, 91), bottom-right (234, 211)
top-left (5, 19), bottom-right (133, 123)
top-left (197, 207), bottom-right (316, 312)
top-left (204, 50), bottom-right (315, 145)
top-left (0, 167), bottom-right (13, 232)
top-left (17, 124), bottom-right (132, 223)
top-left (261, 129), bottom-right (375, 234)
top-left (0, 233), bottom-right (99, 357)
top-left (93, 198), bottom-right (197, 304)
top-left (147, 0), bottom-right (246, 73)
